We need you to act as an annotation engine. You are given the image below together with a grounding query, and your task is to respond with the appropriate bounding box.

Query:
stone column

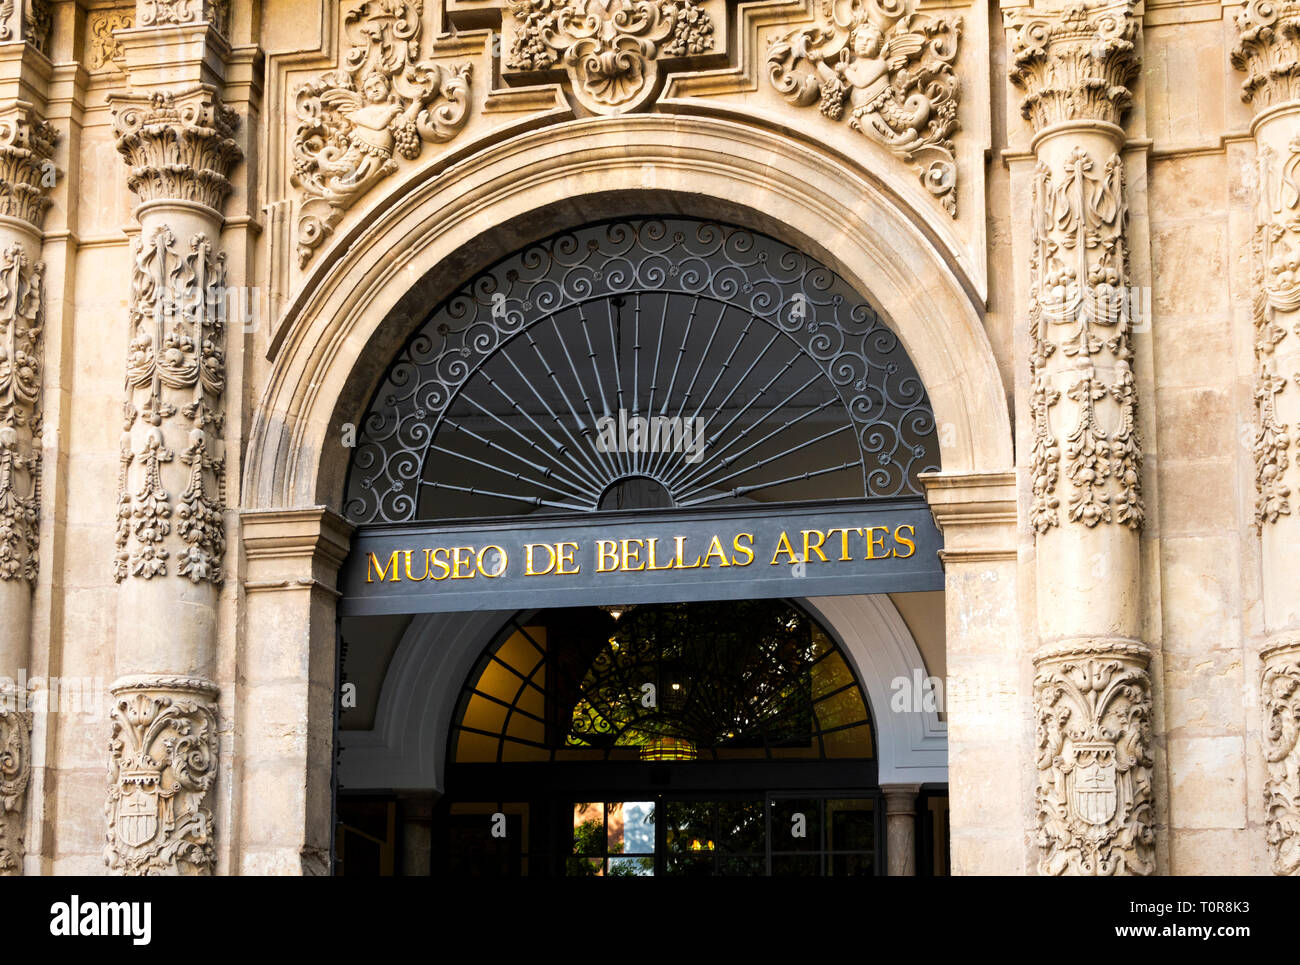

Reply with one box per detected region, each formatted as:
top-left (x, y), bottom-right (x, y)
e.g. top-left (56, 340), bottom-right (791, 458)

top-left (105, 7), bottom-right (240, 875)
top-left (1005, 0), bottom-right (1155, 875)
top-left (1233, 0), bottom-right (1300, 876)
top-left (881, 783), bottom-right (920, 876)
top-left (0, 11), bottom-right (58, 876)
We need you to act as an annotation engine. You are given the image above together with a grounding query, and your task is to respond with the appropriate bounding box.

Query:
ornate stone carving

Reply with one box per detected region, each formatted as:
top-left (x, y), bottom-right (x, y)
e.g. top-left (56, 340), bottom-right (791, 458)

top-left (767, 0), bottom-right (961, 215)
top-left (105, 675), bottom-right (218, 876)
top-left (506, 0), bottom-right (714, 114)
top-left (1006, 0), bottom-right (1140, 132)
top-left (291, 1), bottom-right (472, 267)
top-left (1248, 139), bottom-right (1300, 528)
top-left (1263, 639), bottom-right (1300, 875)
top-left (138, 0), bottom-right (228, 36)
top-left (88, 9), bottom-right (134, 72)
top-left (113, 227), bottom-right (226, 586)
top-left (0, 0), bottom-right (49, 52)
top-left (111, 87), bottom-right (242, 214)
top-left (0, 107), bottom-right (58, 232)
top-left (0, 684), bottom-right (31, 876)
top-left (0, 245), bottom-right (42, 585)
top-left (1034, 641), bottom-right (1154, 875)
top-left (1233, 0), bottom-right (1300, 112)
top-left (1028, 148), bottom-right (1143, 532)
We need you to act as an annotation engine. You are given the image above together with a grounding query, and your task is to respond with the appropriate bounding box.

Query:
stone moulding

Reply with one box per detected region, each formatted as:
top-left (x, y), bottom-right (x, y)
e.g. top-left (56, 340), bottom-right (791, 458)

top-left (1033, 639), bottom-right (1155, 876)
top-left (1233, 0), bottom-right (1300, 113)
top-left (291, 0), bottom-right (473, 268)
top-left (111, 87), bottom-right (242, 214)
top-left (1263, 638), bottom-right (1300, 876)
top-left (104, 675), bottom-right (219, 876)
top-left (505, 0), bottom-right (715, 115)
top-left (1005, 0), bottom-right (1140, 132)
top-left (766, 0), bottom-right (961, 216)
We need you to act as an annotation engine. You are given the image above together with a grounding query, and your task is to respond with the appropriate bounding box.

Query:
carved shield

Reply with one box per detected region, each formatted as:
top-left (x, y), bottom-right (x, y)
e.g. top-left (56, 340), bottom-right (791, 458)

top-left (117, 784), bottom-right (159, 849)
top-left (1068, 742), bottom-right (1118, 826)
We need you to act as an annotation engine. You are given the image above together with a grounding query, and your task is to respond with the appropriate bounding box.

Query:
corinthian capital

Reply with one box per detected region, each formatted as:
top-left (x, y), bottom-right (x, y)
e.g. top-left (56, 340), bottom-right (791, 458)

top-left (1233, 0), bottom-right (1300, 113)
top-left (1006, 0), bottom-right (1141, 133)
top-left (110, 86), bottom-right (242, 215)
top-left (0, 105), bottom-right (57, 234)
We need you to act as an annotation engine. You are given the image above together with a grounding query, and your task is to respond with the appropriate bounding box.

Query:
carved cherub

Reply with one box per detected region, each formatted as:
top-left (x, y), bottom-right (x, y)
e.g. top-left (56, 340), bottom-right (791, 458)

top-left (313, 70), bottom-right (427, 191)
top-left (816, 19), bottom-right (931, 147)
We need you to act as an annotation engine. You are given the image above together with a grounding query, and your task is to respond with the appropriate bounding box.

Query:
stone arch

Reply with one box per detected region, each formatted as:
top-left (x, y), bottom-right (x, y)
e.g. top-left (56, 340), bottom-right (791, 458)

top-left (244, 114), bottom-right (1012, 513)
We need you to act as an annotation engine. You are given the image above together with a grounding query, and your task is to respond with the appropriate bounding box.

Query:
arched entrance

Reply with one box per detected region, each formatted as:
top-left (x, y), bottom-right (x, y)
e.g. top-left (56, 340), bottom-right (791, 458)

top-left (237, 115), bottom-right (1018, 877)
top-left (332, 216), bottom-right (951, 875)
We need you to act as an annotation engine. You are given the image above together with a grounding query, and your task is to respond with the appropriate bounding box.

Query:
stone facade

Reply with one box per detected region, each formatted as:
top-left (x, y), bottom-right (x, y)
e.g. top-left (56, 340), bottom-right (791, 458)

top-left (0, 0), bottom-right (1287, 875)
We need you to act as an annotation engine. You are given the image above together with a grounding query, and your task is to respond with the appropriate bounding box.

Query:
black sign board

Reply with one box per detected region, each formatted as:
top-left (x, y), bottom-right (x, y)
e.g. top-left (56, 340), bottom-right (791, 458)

top-left (338, 498), bottom-right (944, 616)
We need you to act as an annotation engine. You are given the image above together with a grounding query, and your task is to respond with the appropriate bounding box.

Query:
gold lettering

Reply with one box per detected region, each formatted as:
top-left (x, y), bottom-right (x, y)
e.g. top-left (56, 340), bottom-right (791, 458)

top-left (801, 529), bottom-right (829, 563)
top-left (620, 538), bottom-right (645, 571)
top-left (525, 543), bottom-right (557, 576)
top-left (596, 539), bottom-right (619, 573)
top-left (865, 526), bottom-right (890, 560)
top-left (769, 531), bottom-right (799, 566)
top-left (366, 550), bottom-right (400, 583)
top-left (555, 542), bottom-right (580, 575)
top-left (451, 546), bottom-right (476, 579)
top-left (825, 527), bottom-right (862, 562)
top-left (892, 524), bottom-right (916, 559)
top-left (701, 535), bottom-right (730, 567)
top-left (647, 537), bottom-right (677, 570)
top-left (430, 546), bottom-right (451, 581)
top-left (404, 548), bottom-right (432, 581)
top-left (673, 535), bottom-right (702, 569)
top-left (477, 545), bottom-right (508, 577)
top-left (732, 533), bottom-right (755, 566)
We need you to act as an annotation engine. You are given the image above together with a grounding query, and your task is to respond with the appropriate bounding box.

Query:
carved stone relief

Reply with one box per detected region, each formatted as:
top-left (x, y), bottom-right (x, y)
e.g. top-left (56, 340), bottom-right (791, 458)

top-left (0, 685), bottom-right (30, 875)
top-left (291, 1), bottom-right (472, 266)
top-left (0, 245), bottom-right (42, 586)
top-left (88, 8), bottom-right (134, 73)
top-left (138, 0), bottom-right (228, 36)
top-left (105, 675), bottom-right (218, 876)
top-left (505, 0), bottom-right (714, 114)
top-left (767, 0), bottom-right (961, 215)
top-left (1034, 642), bottom-right (1155, 875)
top-left (1263, 640), bottom-right (1300, 875)
top-left (1028, 148), bottom-right (1142, 533)
top-left (1233, 0), bottom-right (1300, 113)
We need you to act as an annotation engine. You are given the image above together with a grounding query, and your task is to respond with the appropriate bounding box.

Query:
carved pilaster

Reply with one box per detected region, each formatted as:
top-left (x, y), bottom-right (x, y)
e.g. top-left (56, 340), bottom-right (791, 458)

top-left (111, 87), bottom-right (242, 215)
top-left (0, 245), bottom-right (41, 586)
top-left (1006, 0), bottom-right (1140, 132)
top-left (1034, 641), bottom-right (1154, 875)
top-left (1263, 639), bottom-right (1300, 875)
top-left (291, 1), bottom-right (472, 266)
top-left (0, 683), bottom-right (31, 876)
top-left (104, 675), bottom-right (218, 876)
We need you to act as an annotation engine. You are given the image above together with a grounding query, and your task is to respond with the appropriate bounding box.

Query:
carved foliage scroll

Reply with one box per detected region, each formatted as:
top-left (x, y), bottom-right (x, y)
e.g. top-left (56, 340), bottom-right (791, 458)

top-left (767, 0), bottom-right (961, 215)
top-left (1035, 643), bottom-right (1155, 876)
top-left (114, 228), bottom-right (227, 586)
top-left (105, 677), bottom-right (218, 876)
top-left (506, 0), bottom-right (714, 114)
top-left (0, 246), bottom-right (42, 585)
top-left (0, 684), bottom-right (31, 875)
top-left (1029, 149), bottom-right (1142, 533)
top-left (291, 1), bottom-right (472, 267)
top-left (1263, 642), bottom-right (1300, 875)
top-left (88, 8), bottom-right (134, 72)
top-left (138, 0), bottom-right (229, 36)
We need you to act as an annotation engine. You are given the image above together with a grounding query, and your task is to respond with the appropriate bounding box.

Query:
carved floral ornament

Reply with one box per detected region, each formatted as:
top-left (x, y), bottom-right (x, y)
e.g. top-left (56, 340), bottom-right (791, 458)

top-left (0, 107), bottom-right (58, 231)
top-left (138, 0), bottom-right (229, 35)
top-left (1028, 147), bottom-right (1143, 533)
top-left (1034, 642), bottom-right (1154, 876)
top-left (1263, 639), bottom-right (1300, 875)
top-left (767, 0), bottom-right (962, 215)
top-left (506, 0), bottom-right (715, 113)
top-left (0, 245), bottom-right (43, 586)
top-left (1005, 0), bottom-right (1140, 132)
top-left (0, 681), bottom-right (31, 875)
top-left (105, 676), bottom-right (219, 876)
top-left (1232, 0), bottom-right (1300, 112)
top-left (291, 0), bottom-right (472, 267)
